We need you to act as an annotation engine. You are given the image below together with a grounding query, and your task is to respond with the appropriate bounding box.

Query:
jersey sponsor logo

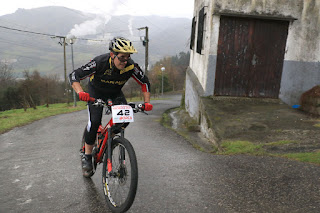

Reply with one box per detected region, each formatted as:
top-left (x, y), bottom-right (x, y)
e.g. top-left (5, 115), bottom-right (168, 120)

top-left (134, 67), bottom-right (144, 77)
top-left (71, 72), bottom-right (76, 81)
top-left (101, 79), bottom-right (127, 85)
top-left (83, 61), bottom-right (96, 71)
top-left (104, 69), bottom-right (112, 75)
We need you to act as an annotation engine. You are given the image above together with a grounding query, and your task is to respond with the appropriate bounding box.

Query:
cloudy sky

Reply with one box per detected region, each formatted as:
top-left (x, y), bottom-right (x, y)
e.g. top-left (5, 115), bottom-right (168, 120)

top-left (0, 0), bottom-right (194, 19)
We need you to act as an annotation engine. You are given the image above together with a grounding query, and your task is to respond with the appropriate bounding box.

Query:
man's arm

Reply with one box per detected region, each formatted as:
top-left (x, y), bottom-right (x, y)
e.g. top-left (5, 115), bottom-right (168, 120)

top-left (143, 91), bottom-right (151, 103)
top-left (132, 63), bottom-right (151, 93)
top-left (72, 82), bottom-right (91, 102)
top-left (72, 82), bottom-right (84, 94)
top-left (142, 91), bottom-right (153, 111)
top-left (131, 63), bottom-right (153, 111)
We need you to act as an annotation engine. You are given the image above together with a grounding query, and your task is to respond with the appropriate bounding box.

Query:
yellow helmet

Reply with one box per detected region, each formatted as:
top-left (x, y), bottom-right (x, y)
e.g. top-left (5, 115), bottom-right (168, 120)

top-left (109, 37), bottom-right (137, 54)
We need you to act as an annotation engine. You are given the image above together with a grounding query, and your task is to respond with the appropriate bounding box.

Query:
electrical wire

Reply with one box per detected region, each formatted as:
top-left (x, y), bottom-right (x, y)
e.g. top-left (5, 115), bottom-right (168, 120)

top-left (0, 25), bottom-right (144, 43)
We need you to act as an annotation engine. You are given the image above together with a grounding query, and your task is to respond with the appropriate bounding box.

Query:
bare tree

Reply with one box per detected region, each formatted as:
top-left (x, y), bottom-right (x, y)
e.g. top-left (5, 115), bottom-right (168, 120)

top-left (0, 63), bottom-right (15, 88)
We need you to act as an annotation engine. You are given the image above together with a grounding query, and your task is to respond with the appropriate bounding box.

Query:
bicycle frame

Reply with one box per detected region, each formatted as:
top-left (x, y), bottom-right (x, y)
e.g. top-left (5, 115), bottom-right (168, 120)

top-left (95, 117), bottom-right (118, 174)
top-left (94, 110), bottom-right (130, 173)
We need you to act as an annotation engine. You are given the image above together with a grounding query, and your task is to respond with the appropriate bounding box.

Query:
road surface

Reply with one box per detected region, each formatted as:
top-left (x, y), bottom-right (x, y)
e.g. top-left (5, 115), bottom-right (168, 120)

top-left (1, 94), bottom-right (319, 212)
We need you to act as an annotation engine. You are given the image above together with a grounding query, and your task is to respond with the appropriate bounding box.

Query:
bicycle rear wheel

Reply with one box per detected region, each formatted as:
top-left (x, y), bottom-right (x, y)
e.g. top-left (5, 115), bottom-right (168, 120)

top-left (102, 137), bottom-right (138, 213)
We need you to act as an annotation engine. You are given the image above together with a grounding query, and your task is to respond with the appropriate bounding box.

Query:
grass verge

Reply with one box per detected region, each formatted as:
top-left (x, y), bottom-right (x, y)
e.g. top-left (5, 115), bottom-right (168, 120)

top-left (162, 108), bottom-right (320, 165)
top-left (218, 140), bottom-right (320, 165)
top-left (0, 102), bottom-right (87, 134)
top-left (219, 141), bottom-right (265, 155)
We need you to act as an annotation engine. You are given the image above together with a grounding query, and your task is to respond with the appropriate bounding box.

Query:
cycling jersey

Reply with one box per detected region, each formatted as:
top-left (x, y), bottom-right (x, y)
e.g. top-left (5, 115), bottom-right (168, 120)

top-left (69, 53), bottom-right (151, 95)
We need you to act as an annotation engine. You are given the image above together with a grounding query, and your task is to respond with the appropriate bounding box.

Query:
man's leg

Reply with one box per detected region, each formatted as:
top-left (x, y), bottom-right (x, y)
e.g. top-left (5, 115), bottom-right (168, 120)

top-left (82, 103), bottom-right (103, 173)
top-left (85, 143), bottom-right (94, 155)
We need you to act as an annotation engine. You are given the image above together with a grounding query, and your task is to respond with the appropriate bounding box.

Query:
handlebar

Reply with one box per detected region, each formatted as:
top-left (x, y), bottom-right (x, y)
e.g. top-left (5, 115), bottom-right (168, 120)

top-left (88, 97), bottom-right (146, 113)
top-left (89, 97), bottom-right (95, 103)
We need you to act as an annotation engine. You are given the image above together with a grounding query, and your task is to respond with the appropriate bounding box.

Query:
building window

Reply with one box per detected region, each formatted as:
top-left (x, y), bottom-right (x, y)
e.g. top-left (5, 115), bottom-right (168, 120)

top-left (190, 17), bottom-right (196, 50)
top-left (197, 7), bottom-right (205, 54)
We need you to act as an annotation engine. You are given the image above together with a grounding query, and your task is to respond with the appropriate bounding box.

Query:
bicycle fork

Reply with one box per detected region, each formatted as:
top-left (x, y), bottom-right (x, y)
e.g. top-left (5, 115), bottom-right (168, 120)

top-left (106, 128), bottom-right (126, 174)
top-left (107, 128), bottom-right (113, 173)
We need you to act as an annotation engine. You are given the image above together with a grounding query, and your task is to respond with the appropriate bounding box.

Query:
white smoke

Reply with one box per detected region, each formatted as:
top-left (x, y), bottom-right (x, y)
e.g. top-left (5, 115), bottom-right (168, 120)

top-left (67, 0), bottom-right (130, 40)
top-left (128, 16), bottom-right (134, 36)
top-left (67, 16), bottom-right (105, 38)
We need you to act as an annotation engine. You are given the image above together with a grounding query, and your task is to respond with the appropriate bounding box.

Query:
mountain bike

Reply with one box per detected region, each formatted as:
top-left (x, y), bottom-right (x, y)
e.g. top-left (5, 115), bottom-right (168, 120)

top-left (80, 97), bottom-right (146, 213)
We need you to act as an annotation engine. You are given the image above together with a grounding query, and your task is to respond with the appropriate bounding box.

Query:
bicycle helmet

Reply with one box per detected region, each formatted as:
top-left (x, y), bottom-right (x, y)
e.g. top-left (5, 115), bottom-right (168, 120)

top-left (109, 37), bottom-right (137, 53)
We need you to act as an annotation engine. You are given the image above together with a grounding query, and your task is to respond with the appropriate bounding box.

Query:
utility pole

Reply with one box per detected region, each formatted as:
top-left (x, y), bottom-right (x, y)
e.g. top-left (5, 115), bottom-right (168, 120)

top-left (138, 26), bottom-right (149, 75)
top-left (70, 38), bottom-right (77, 107)
top-left (63, 37), bottom-right (68, 104)
top-left (54, 36), bottom-right (69, 104)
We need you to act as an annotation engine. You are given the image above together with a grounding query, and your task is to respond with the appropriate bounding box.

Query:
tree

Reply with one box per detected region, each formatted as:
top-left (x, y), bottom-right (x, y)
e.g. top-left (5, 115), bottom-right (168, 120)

top-left (148, 51), bottom-right (190, 95)
top-left (0, 65), bottom-right (68, 111)
top-left (0, 63), bottom-right (14, 86)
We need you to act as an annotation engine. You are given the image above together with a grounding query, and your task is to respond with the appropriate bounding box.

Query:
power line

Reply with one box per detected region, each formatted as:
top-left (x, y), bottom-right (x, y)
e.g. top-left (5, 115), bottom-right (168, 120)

top-left (0, 25), bottom-right (103, 42)
top-left (0, 25), bottom-right (144, 43)
top-left (0, 25), bottom-right (57, 37)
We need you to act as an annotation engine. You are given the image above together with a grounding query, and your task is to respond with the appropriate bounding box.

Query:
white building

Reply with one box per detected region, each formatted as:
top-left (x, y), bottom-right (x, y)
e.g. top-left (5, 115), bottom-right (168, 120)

top-left (185, 0), bottom-right (320, 121)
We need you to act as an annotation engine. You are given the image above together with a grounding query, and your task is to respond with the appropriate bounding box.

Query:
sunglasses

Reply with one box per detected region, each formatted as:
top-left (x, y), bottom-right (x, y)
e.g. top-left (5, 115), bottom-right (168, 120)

top-left (115, 55), bottom-right (131, 63)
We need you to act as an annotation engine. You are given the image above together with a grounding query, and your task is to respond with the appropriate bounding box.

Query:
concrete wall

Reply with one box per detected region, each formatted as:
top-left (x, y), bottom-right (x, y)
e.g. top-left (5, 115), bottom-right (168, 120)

top-left (279, 0), bottom-right (320, 105)
top-left (280, 61), bottom-right (320, 105)
top-left (186, 0), bottom-right (320, 120)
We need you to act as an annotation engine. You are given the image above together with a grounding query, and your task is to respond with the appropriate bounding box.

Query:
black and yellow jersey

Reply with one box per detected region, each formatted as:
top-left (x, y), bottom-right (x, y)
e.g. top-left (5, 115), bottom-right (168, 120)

top-left (69, 53), bottom-right (150, 94)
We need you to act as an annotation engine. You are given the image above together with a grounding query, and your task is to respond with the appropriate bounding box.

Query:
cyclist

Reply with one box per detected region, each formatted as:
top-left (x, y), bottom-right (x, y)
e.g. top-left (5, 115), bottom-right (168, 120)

top-left (69, 37), bottom-right (153, 176)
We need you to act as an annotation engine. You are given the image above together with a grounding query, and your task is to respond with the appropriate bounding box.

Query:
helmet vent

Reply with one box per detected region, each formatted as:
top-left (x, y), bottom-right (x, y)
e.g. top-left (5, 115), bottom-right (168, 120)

top-left (109, 37), bottom-right (137, 53)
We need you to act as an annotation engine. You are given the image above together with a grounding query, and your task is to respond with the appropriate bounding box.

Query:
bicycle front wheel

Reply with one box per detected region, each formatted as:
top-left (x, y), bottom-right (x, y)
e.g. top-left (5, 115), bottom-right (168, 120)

top-left (102, 137), bottom-right (138, 213)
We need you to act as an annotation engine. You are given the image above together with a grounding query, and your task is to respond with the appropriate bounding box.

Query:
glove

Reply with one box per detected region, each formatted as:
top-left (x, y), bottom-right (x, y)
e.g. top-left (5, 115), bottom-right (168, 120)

top-left (78, 92), bottom-right (90, 102)
top-left (143, 102), bottom-right (153, 111)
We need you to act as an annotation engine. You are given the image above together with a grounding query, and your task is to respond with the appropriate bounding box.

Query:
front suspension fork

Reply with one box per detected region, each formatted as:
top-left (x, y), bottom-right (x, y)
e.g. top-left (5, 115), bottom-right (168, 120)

top-left (107, 128), bottom-right (113, 173)
top-left (106, 128), bottom-right (125, 173)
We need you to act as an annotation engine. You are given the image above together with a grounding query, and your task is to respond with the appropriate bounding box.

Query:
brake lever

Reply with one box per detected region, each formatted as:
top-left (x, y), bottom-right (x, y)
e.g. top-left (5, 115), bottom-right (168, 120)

top-left (136, 103), bottom-right (148, 115)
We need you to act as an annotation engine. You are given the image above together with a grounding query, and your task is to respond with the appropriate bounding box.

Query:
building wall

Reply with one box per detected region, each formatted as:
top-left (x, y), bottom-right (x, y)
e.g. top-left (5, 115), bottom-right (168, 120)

top-left (185, 72), bottom-right (200, 119)
top-left (186, 0), bottom-right (320, 120)
top-left (279, 0), bottom-right (320, 105)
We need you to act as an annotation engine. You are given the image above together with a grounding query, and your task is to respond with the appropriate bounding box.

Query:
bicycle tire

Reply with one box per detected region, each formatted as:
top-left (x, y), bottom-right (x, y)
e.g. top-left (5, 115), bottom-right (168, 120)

top-left (102, 137), bottom-right (138, 213)
top-left (80, 127), bottom-right (96, 178)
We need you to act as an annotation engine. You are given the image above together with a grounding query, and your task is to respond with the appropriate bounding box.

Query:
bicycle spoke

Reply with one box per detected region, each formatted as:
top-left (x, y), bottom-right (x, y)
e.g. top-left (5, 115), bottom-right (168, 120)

top-left (102, 138), bottom-right (138, 212)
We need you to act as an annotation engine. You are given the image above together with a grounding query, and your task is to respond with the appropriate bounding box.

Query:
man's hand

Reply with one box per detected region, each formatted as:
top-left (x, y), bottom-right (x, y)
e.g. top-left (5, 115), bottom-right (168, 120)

top-left (78, 92), bottom-right (90, 102)
top-left (143, 102), bottom-right (153, 111)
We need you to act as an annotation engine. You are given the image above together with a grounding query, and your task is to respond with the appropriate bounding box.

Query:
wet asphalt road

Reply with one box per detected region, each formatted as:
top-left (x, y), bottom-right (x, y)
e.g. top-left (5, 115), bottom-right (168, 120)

top-left (0, 94), bottom-right (320, 213)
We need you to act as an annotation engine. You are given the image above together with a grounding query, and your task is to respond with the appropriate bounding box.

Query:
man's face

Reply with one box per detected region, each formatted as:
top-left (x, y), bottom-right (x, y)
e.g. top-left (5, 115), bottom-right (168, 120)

top-left (111, 52), bottom-right (131, 70)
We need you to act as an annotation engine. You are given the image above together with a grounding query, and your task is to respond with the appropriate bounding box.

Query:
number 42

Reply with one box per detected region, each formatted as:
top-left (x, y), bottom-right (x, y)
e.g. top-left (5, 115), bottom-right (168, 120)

top-left (117, 110), bottom-right (130, 116)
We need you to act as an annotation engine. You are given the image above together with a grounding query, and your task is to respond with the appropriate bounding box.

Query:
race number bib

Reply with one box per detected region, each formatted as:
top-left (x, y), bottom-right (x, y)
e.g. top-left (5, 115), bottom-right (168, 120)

top-left (112, 105), bottom-right (134, 123)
